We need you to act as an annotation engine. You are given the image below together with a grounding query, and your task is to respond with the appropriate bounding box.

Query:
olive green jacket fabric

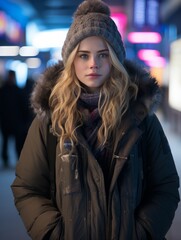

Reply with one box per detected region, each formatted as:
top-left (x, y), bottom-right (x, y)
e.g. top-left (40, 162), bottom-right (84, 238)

top-left (11, 60), bottom-right (180, 240)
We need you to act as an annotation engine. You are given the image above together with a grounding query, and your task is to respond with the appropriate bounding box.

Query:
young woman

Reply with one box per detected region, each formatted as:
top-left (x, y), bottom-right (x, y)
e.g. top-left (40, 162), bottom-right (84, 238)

top-left (11, 1), bottom-right (180, 239)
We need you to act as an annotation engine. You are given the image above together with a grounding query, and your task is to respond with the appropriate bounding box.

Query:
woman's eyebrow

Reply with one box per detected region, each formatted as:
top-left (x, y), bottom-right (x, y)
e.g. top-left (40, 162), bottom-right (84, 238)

top-left (77, 50), bottom-right (89, 53)
top-left (77, 49), bottom-right (109, 53)
top-left (98, 49), bottom-right (109, 53)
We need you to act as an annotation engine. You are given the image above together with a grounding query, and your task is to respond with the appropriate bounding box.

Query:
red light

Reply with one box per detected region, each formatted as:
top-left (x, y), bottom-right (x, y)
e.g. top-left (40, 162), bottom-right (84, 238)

top-left (111, 12), bottom-right (127, 39)
top-left (127, 32), bottom-right (162, 43)
top-left (0, 11), bottom-right (6, 34)
top-left (138, 49), bottom-right (160, 61)
top-left (145, 56), bottom-right (166, 67)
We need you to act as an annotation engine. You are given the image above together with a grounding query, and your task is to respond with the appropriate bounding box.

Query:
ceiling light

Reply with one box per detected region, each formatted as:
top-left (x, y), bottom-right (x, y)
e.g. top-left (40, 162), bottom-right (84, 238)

top-left (19, 46), bottom-right (39, 56)
top-left (0, 46), bottom-right (19, 56)
top-left (26, 58), bottom-right (41, 68)
top-left (32, 29), bottom-right (68, 50)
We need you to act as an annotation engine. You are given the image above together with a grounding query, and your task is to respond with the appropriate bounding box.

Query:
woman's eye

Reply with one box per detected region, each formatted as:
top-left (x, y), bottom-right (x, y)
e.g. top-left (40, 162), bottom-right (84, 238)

top-left (79, 54), bottom-right (88, 59)
top-left (99, 53), bottom-right (109, 58)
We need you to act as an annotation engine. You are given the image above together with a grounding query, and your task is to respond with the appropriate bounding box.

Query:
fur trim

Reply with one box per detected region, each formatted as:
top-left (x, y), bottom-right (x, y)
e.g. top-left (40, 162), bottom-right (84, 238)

top-left (30, 59), bottom-right (161, 119)
top-left (124, 60), bottom-right (161, 115)
top-left (31, 60), bottom-right (64, 119)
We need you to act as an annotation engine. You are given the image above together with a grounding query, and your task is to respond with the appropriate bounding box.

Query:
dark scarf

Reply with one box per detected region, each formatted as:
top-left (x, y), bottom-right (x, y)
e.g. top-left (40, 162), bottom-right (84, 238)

top-left (78, 92), bottom-right (100, 145)
top-left (78, 92), bottom-right (113, 196)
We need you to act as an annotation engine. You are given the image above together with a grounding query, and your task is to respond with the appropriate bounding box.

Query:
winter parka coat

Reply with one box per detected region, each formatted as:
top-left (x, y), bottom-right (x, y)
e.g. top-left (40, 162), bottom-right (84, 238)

top-left (11, 60), bottom-right (180, 240)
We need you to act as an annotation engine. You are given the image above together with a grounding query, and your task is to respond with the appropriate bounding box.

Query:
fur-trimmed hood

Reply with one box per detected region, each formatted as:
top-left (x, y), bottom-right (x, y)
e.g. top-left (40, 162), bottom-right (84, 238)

top-left (31, 59), bottom-right (161, 119)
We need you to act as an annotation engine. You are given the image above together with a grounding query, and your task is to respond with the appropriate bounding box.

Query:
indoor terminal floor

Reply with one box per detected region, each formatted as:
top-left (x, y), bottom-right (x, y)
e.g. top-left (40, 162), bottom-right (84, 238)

top-left (0, 114), bottom-right (181, 240)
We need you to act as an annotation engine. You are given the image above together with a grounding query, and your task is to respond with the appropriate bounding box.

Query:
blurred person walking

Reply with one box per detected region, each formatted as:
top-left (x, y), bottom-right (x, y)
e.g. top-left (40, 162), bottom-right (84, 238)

top-left (0, 70), bottom-right (27, 168)
top-left (22, 77), bottom-right (35, 141)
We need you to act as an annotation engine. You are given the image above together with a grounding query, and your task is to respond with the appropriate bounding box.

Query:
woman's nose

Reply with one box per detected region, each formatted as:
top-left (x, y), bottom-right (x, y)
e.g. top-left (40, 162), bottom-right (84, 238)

top-left (90, 56), bottom-right (99, 69)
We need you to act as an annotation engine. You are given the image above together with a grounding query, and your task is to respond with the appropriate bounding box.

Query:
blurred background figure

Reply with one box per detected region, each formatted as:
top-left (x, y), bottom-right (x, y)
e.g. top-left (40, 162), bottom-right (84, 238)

top-left (22, 77), bottom-right (35, 140)
top-left (0, 70), bottom-right (27, 168)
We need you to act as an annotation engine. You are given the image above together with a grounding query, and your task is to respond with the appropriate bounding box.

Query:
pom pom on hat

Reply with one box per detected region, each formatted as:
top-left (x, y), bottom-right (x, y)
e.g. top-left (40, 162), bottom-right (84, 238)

top-left (74, 0), bottom-right (110, 17)
top-left (62, 0), bottom-right (126, 64)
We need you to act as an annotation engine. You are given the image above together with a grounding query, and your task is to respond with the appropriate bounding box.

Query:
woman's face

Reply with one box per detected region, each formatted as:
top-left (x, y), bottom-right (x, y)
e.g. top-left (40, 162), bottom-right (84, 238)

top-left (73, 36), bottom-right (111, 93)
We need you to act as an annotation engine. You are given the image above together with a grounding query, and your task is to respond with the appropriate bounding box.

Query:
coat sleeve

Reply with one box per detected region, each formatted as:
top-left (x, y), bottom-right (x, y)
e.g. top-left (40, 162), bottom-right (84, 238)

top-left (11, 117), bottom-right (63, 240)
top-left (136, 114), bottom-right (180, 239)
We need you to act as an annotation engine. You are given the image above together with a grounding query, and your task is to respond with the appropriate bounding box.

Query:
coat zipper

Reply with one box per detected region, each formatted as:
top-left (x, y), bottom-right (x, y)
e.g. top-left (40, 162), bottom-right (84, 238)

top-left (79, 141), bottom-right (108, 240)
top-left (82, 146), bottom-right (91, 240)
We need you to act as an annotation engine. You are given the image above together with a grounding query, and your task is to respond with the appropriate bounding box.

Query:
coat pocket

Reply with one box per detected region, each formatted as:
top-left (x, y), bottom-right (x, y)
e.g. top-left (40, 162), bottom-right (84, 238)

top-left (60, 154), bottom-right (81, 195)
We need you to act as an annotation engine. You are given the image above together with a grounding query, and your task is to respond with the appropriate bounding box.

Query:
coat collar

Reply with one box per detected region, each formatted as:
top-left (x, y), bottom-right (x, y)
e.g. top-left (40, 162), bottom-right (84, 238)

top-left (31, 59), bottom-right (161, 121)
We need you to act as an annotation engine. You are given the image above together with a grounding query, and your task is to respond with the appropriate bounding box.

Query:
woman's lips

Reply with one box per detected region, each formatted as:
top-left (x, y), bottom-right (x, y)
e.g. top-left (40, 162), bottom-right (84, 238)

top-left (87, 73), bottom-right (101, 76)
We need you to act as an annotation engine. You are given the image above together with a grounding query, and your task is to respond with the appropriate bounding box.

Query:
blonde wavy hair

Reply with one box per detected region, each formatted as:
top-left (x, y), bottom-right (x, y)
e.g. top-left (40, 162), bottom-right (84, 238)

top-left (49, 41), bottom-right (138, 152)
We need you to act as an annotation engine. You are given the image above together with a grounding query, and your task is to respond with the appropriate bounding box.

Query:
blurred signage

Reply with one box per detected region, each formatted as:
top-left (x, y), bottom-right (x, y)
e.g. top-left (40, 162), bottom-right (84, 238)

top-left (133, 0), bottom-right (159, 27)
top-left (0, 11), bottom-right (22, 44)
top-left (127, 31), bottom-right (161, 43)
top-left (111, 12), bottom-right (127, 40)
top-left (146, 0), bottom-right (159, 26)
top-left (169, 39), bottom-right (181, 111)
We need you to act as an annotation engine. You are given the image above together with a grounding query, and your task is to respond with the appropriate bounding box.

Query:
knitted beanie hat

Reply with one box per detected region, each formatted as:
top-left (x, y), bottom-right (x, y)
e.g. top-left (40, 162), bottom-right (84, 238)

top-left (62, 0), bottom-right (126, 64)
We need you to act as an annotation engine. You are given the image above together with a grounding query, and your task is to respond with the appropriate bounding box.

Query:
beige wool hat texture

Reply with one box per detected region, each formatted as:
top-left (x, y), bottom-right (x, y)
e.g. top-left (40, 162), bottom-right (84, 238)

top-left (62, 0), bottom-right (126, 64)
